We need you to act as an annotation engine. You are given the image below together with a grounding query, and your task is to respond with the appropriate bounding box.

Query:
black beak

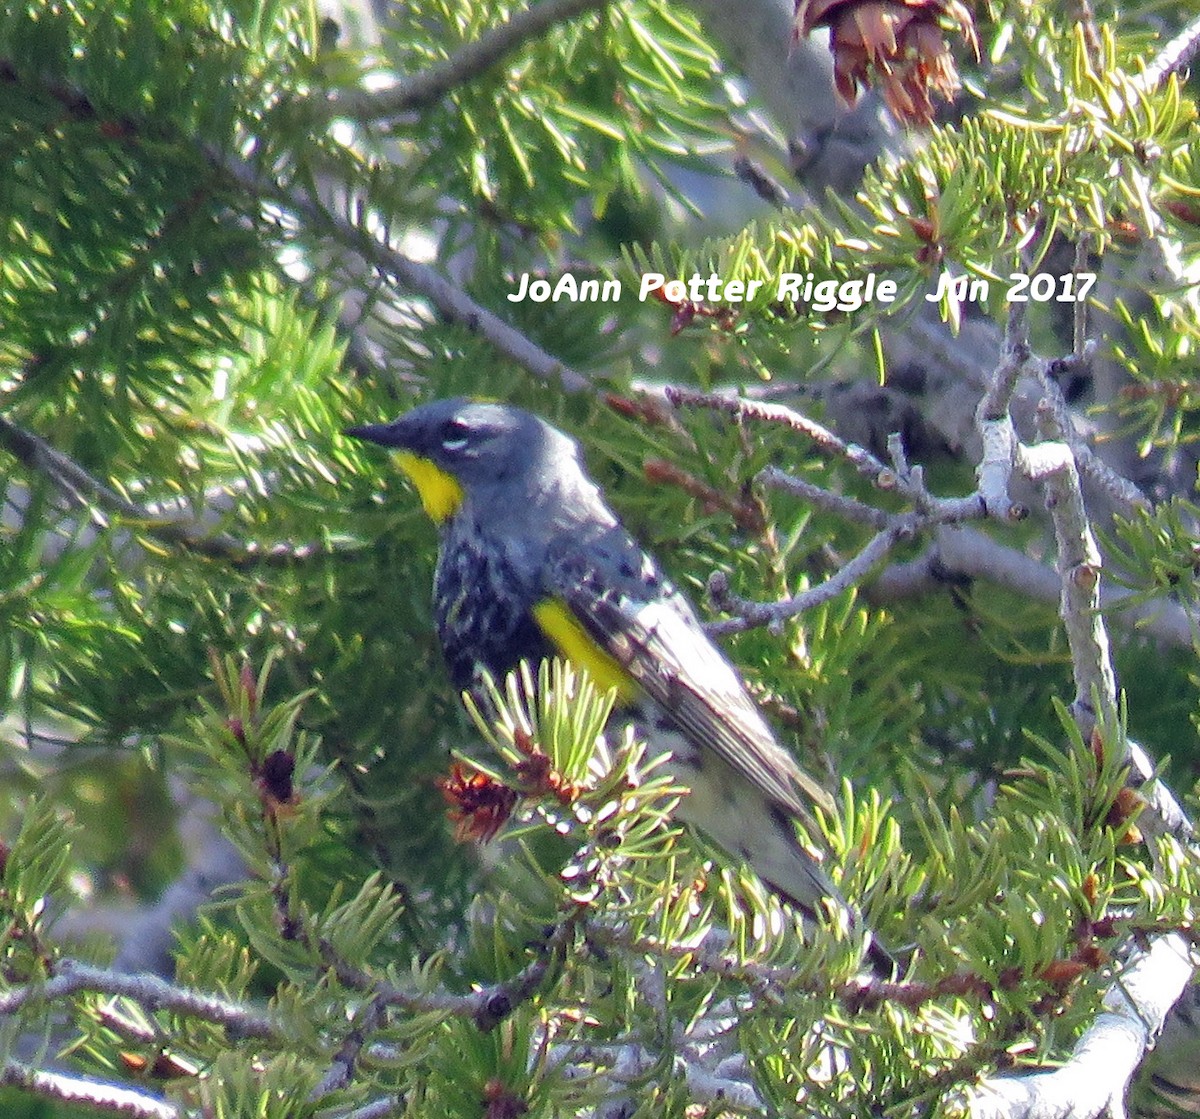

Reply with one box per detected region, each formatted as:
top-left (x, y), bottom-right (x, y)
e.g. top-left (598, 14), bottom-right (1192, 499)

top-left (344, 421), bottom-right (406, 448)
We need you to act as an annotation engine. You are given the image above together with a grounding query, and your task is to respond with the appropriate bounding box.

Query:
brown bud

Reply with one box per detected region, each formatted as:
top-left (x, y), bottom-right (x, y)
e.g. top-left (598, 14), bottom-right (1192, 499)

top-left (909, 215), bottom-right (938, 243)
top-left (438, 763), bottom-right (519, 844)
top-left (258, 749), bottom-right (297, 814)
top-left (1040, 959), bottom-right (1088, 986)
top-left (1107, 219), bottom-right (1141, 245)
top-left (1164, 199), bottom-right (1200, 227)
top-left (1107, 785), bottom-right (1145, 828)
top-left (1092, 916), bottom-right (1117, 939)
top-left (483, 1079), bottom-right (528, 1119)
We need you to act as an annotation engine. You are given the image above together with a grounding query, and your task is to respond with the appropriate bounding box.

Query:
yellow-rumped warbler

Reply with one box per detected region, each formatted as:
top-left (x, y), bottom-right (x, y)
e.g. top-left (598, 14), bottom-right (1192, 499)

top-left (348, 398), bottom-right (891, 976)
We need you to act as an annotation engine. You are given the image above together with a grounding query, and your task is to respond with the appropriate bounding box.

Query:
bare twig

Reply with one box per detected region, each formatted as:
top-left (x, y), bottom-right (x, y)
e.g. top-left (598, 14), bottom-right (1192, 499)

top-left (757, 464), bottom-right (890, 528)
top-left (310, 992), bottom-right (389, 1100)
top-left (327, 909), bottom-right (577, 1032)
top-left (706, 524), bottom-right (905, 636)
top-left (340, 1098), bottom-right (407, 1119)
top-left (975, 306), bottom-right (1033, 522)
top-left (664, 386), bottom-right (893, 486)
top-left (660, 391), bottom-right (986, 634)
top-left (1032, 358), bottom-right (1151, 518)
top-left (977, 305), bottom-right (1030, 423)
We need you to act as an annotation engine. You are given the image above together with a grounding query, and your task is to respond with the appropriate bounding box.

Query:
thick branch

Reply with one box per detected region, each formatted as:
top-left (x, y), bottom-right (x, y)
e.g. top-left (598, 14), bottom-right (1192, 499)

top-left (1136, 12), bottom-right (1200, 93)
top-left (1016, 418), bottom-right (1116, 727)
top-left (961, 322), bottom-right (1197, 1118)
top-left (0, 1061), bottom-right (180, 1119)
top-left (869, 527), bottom-right (1197, 650)
top-left (970, 935), bottom-right (1197, 1119)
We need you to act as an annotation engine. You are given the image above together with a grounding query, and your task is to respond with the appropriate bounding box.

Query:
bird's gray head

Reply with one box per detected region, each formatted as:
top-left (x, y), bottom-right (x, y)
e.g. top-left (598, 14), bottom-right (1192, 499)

top-left (346, 398), bottom-right (585, 525)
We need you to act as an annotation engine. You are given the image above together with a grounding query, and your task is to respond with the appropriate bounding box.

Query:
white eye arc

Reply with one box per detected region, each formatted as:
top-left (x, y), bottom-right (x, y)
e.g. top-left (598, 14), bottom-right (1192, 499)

top-left (438, 418), bottom-right (472, 452)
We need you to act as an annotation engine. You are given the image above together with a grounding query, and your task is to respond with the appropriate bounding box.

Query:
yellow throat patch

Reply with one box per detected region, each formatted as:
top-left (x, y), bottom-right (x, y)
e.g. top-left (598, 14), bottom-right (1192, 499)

top-left (394, 451), bottom-right (465, 523)
top-left (532, 599), bottom-right (637, 702)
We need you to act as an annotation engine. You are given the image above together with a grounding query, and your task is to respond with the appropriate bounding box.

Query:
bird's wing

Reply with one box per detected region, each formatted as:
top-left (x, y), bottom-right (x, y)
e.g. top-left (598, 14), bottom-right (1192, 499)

top-left (547, 534), bottom-right (835, 829)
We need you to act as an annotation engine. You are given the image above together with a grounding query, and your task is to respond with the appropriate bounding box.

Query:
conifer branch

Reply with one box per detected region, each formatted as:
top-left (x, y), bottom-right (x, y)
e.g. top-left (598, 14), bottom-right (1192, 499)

top-left (3, 4), bottom-right (1200, 1114)
top-left (211, 150), bottom-right (591, 393)
top-left (0, 58), bottom-right (592, 397)
top-left (340, 1098), bottom-right (406, 1119)
top-left (667, 348), bottom-right (1198, 1118)
top-left (0, 415), bottom-right (325, 567)
top-left (327, 0), bottom-right (609, 122)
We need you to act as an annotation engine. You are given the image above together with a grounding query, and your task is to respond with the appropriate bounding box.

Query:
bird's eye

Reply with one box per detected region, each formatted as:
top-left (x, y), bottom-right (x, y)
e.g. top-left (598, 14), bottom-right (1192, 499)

top-left (439, 418), bottom-right (471, 452)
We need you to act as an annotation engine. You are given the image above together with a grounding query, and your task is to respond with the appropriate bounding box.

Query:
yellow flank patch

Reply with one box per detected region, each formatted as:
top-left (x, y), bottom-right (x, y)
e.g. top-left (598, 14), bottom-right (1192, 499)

top-left (394, 451), bottom-right (465, 523)
top-left (532, 599), bottom-right (637, 702)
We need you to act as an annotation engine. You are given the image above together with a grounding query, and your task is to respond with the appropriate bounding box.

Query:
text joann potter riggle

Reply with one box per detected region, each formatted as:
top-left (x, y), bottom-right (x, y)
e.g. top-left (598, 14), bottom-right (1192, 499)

top-left (504, 270), bottom-right (1097, 311)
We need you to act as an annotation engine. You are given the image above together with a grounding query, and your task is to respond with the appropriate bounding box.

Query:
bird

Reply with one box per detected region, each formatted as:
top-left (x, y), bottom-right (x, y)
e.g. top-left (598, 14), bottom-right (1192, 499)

top-left (347, 397), bottom-right (892, 977)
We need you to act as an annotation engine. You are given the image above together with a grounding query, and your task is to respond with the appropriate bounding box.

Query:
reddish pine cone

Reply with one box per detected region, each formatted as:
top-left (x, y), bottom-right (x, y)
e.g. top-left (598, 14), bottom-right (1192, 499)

top-left (794, 0), bottom-right (979, 125)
